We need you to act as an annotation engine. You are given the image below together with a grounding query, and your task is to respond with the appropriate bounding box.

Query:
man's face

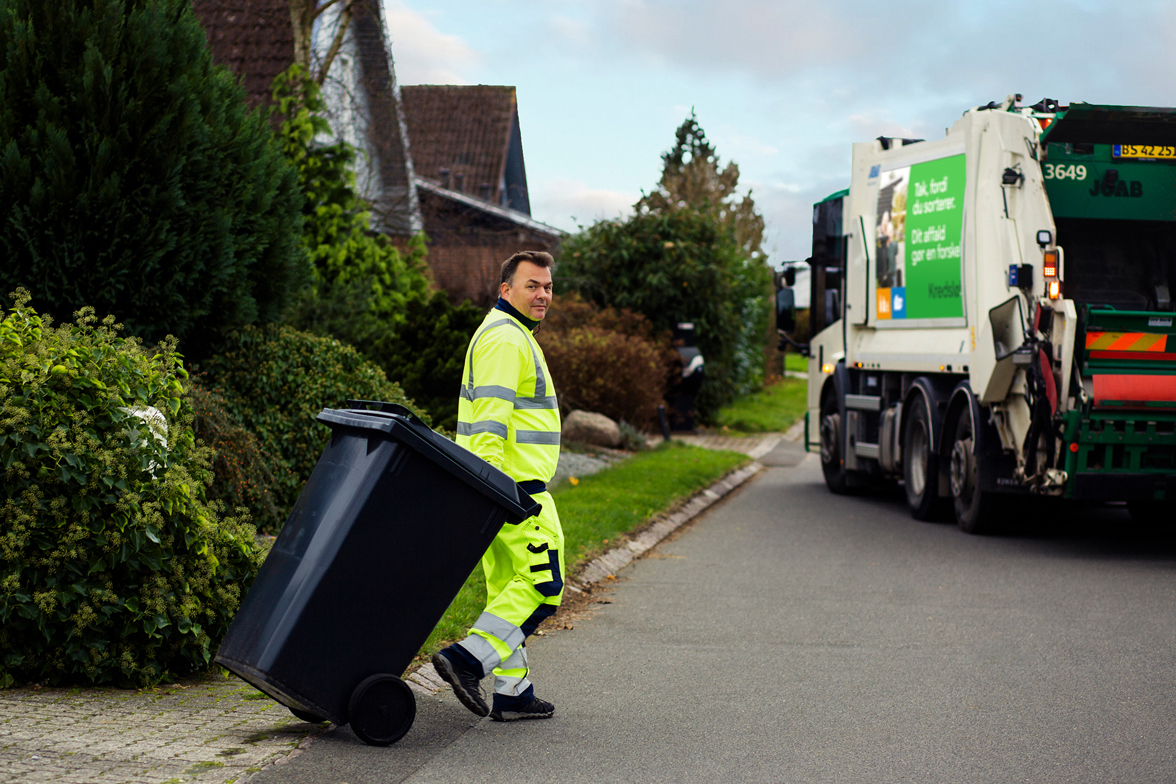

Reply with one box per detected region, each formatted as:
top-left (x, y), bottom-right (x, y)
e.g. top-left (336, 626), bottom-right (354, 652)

top-left (501, 261), bottom-right (553, 321)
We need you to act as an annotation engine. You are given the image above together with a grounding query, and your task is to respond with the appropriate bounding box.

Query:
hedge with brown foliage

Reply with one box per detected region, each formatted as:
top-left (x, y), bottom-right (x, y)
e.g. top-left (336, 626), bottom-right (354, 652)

top-left (538, 296), bottom-right (674, 428)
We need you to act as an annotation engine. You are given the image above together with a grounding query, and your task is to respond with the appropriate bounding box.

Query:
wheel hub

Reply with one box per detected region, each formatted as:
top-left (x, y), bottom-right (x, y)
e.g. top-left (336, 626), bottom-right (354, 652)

top-left (950, 438), bottom-right (974, 499)
top-left (820, 413), bottom-right (840, 464)
top-left (907, 422), bottom-right (928, 496)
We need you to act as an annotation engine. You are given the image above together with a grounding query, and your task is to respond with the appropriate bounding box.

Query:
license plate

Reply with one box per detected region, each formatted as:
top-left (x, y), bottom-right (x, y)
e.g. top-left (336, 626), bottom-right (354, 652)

top-left (1113, 144), bottom-right (1176, 159)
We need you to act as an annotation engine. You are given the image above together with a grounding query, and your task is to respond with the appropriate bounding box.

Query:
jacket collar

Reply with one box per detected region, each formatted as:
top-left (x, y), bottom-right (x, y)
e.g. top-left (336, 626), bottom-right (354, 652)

top-left (495, 297), bottom-right (540, 331)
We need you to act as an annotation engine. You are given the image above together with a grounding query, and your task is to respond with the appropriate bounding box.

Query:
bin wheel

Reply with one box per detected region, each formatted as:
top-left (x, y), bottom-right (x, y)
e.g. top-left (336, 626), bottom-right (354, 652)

top-left (289, 707), bottom-right (327, 724)
top-left (348, 674), bottom-right (416, 746)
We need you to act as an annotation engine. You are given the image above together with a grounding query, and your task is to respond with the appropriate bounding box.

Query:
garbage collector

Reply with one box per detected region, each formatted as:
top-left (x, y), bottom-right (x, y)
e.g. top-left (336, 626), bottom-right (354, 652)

top-left (432, 251), bottom-right (565, 722)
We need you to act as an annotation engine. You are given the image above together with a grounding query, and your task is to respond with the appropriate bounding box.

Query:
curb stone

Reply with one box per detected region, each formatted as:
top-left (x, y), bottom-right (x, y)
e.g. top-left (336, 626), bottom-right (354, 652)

top-left (407, 460), bottom-right (764, 696)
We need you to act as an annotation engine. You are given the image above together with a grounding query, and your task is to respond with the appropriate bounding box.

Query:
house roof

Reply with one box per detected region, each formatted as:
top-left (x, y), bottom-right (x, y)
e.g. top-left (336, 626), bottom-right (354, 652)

top-left (349, 0), bottom-right (420, 234)
top-left (190, 0), bottom-right (292, 108)
top-left (401, 85), bottom-right (529, 213)
top-left (414, 178), bottom-right (563, 240)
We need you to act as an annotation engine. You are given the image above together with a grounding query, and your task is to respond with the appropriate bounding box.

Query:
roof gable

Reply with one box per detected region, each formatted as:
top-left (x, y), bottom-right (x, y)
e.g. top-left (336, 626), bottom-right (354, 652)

top-left (401, 85), bottom-right (529, 214)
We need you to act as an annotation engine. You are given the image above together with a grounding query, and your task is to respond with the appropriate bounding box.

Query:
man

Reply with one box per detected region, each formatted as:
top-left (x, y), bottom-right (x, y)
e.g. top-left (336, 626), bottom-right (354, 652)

top-left (432, 250), bottom-right (565, 722)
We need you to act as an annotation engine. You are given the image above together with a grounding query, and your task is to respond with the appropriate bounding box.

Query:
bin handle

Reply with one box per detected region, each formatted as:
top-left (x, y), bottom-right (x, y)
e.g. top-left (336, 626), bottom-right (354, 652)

top-left (346, 400), bottom-right (430, 429)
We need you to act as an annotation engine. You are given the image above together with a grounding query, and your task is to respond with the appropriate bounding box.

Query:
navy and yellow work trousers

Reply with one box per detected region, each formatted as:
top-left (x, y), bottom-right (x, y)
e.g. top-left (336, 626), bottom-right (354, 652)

top-left (456, 491), bottom-right (564, 696)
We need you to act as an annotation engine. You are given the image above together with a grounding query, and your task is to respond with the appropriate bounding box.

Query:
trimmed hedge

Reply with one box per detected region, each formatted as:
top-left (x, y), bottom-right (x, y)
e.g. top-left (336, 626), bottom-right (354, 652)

top-left (368, 291), bottom-right (486, 433)
top-left (199, 325), bottom-right (430, 519)
top-left (0, 292), bottom-right (260, 688)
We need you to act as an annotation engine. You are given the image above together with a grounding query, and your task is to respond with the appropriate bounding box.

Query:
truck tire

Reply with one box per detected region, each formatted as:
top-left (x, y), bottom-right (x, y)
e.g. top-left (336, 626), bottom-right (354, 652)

top-left (1127, 500), bottom-right (1172, 527)
top-left (819, 395), bottom-right (849, 494)
top-left (949, 413), bottom-right (1003, 534)
top-left (902, 400), bottom-right (945, 520)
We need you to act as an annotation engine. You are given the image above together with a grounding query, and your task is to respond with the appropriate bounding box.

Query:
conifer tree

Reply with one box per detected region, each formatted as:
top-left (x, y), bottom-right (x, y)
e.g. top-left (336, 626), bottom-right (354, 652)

top-left (638, 111), bottom-right (767, 264)
top-left (0, 0), bottom-right (306, 360)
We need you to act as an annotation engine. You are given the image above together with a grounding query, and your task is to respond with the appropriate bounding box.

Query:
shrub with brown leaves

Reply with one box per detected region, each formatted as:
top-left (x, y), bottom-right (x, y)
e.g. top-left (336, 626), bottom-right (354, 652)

top-left (538, 296), bottom-right (674, 428)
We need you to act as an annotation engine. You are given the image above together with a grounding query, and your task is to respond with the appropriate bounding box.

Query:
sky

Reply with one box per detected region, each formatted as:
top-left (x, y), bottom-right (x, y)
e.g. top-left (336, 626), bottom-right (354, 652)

top-left (382, 0), bottom-right (1176, 267)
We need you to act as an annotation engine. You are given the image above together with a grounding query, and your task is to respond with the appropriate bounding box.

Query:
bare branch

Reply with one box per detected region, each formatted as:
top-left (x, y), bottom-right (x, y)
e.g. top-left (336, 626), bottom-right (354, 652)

top-left (310, 0), bottom-right (345, 21)
top-left (288, 0), bottom-right (313, 70)
top-left (315, 0), bottom-right (354, 86)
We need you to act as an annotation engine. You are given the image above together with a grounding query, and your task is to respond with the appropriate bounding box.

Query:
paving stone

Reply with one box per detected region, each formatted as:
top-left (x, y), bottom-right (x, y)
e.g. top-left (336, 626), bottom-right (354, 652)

top-left (0, 676), bottom-right (323, 784)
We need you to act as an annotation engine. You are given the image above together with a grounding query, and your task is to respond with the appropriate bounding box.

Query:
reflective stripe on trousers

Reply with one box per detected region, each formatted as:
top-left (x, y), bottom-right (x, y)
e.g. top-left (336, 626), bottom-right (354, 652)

top-left (457, 491), bottom-right (563, 692)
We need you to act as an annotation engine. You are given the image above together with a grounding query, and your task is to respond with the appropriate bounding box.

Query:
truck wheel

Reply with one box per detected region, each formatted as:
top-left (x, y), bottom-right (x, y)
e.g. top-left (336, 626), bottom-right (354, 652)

top-left (819, 395), bottom-right (849, 494)
top-left (1127, 500), bottom-right (1171, 527)
top-left (949, 414), bottom-right (1002, 534)
top-left (902, 401), bottom-right (945, 520)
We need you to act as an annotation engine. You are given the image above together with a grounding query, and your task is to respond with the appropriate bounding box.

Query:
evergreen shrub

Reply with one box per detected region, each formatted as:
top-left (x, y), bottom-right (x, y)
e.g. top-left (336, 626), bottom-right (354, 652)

top-left (368, 292), bottom-right (485, 432)
top-left (0, 0), bottom-right (306, 360)
top-left (559, 210), bottom-right (772, 421)
top-left (199, 325), bottom-right (430, 517)
top-left (0, 291), bottom-right (260, 688)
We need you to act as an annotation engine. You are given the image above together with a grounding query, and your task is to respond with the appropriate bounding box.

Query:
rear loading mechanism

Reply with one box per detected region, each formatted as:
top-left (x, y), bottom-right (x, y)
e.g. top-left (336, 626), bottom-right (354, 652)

top-left (778, 96), bottom-right (1176, 533)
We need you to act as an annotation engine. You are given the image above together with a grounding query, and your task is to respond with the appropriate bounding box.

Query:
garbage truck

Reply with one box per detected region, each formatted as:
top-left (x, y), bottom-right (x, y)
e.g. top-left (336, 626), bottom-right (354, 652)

top-left (776, 95), bottom-right (1176, 533)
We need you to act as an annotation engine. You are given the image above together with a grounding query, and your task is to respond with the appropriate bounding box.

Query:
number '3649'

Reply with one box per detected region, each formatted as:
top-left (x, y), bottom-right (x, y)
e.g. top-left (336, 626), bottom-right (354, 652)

top-left (1043, 164), bottom-right (1087, 180)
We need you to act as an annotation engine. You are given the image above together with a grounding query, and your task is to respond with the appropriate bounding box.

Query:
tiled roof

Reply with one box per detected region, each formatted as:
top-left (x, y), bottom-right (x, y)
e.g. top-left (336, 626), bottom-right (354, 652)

top-left (401, 85), bottom-right (527, 212)
top-left (190, 0), bottom-right (293, 108)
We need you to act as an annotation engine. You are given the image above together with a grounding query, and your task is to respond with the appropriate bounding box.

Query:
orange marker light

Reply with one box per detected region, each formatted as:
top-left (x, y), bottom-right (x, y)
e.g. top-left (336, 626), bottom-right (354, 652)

top-left (1048, 280), bottom-right (1061, 299)
top-left (1043, 250), bottom-right (1059, 278)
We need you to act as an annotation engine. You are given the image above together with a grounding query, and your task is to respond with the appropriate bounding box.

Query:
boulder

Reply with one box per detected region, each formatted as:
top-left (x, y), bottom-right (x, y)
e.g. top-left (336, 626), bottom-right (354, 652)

top-left (562, 410), bottom-right (622, 448)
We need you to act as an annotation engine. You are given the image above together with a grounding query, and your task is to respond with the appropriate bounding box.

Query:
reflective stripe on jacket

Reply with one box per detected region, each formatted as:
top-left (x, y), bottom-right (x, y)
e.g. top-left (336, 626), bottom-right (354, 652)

top-left (457, 309), bottom-right (561, 483)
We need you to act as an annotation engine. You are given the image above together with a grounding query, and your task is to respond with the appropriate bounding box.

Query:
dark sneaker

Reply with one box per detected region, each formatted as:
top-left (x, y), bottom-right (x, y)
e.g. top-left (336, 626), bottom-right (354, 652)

top-left (432, 647), bottom-right (489, 717)
top-left (490, 693), bottom-right (555, 722)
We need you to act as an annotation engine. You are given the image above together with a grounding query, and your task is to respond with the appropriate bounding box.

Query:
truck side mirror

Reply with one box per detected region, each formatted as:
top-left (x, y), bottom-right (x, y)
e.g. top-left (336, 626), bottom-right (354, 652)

top-left (783, 267), bottom-right (796, 287)
top-left (776, 288), bottom-right (796, 332)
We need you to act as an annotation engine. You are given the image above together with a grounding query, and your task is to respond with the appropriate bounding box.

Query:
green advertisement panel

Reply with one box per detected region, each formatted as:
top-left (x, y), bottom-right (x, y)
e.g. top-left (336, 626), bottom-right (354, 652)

top-left (874, 153), bottom-right (966, 322)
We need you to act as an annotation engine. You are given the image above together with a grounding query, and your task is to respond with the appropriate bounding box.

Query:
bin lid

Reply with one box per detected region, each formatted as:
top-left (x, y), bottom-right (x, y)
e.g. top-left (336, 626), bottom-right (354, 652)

top-left (316, 406), bottom-right (541, 524)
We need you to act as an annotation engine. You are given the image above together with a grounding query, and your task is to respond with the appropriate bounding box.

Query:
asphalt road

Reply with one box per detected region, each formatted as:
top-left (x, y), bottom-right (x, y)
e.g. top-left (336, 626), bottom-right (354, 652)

top-left (258, 452), bottom-right (1176, 783)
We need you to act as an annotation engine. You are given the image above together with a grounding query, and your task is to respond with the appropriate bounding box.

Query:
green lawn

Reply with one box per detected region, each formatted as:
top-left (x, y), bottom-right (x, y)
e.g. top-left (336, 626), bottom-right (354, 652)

top-left (418, 442), bottom-right (749, 659)
top-left (784, 351), bottom-right (808, 373)
top-left (714, 376), bottom-right (807, 433)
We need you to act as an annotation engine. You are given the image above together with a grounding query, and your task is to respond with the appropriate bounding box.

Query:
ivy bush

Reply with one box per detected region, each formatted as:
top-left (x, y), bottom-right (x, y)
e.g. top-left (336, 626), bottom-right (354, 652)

top-left (199, 325), bottom-right (430, 518)
top-left (0, 291), bottom-right (260, 688)
top-left (274, 66), bottom-right (431, 340)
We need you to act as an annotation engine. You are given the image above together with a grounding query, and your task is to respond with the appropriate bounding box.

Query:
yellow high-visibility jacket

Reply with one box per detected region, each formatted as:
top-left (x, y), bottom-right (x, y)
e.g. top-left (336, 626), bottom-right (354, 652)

top-left (456, 308), bottom-right (560, 483)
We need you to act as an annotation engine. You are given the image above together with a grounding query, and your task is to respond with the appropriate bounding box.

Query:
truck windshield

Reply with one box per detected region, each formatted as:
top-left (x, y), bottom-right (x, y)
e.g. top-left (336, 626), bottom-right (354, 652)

top-left (1056, 217), bottom-right (1176, 312)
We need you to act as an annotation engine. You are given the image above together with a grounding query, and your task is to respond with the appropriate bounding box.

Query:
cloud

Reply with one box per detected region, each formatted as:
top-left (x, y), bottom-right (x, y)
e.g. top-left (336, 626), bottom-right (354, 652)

top-left (529, 178), bottom-right (638, 232)
top-left (599, 0), bottom-right (1176, 107)
top-left (383, 1), bottom-right (480, 84)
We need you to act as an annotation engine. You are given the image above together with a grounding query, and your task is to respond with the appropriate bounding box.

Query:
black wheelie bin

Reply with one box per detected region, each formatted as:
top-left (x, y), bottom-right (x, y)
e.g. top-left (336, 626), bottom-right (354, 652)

top-left (215, 402), bottom-right (540, 746)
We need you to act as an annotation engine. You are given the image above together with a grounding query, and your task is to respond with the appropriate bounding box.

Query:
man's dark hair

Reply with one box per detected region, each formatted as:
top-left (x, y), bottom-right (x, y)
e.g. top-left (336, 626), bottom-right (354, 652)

top-left (500, 251), bottom-right (555, 286)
